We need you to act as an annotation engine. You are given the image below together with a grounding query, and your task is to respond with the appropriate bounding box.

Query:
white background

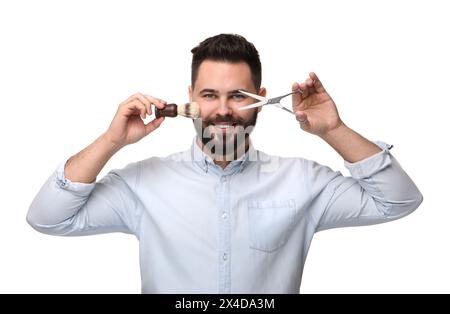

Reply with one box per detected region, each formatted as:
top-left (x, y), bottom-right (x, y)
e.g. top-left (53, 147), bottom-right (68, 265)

top-left (0, 0), bottom-right (448, 293)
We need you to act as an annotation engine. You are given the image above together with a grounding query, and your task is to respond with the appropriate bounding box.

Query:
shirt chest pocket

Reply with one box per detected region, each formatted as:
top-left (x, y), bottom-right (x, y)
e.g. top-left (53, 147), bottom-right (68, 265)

top-left (247, 199), bottom-right (297, 253)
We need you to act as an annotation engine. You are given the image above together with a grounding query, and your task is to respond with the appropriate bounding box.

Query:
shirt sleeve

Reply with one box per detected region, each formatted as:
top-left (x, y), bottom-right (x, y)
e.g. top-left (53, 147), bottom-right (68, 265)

top-left (26, 158), bottom-right (142, 237)
top-left (306, 142), bottom-right (423, 232)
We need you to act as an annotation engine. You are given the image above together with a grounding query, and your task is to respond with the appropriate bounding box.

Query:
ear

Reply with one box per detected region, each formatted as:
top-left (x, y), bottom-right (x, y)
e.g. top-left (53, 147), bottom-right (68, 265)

top-left (257, 87), bottom-right (266, 113)
top-left (259, 87), bottom-right (266, 97)
top-left (188, 86), bottom-right (193, 102)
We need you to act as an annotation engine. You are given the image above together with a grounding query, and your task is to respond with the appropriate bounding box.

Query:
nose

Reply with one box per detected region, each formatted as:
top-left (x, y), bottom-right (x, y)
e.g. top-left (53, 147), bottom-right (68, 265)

top-left (216, 96), bottom-right (232, 116)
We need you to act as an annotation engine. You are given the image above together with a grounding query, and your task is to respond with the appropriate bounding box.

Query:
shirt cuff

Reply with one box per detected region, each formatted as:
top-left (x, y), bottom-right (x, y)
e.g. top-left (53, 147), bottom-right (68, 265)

top-left (54, 157), bottom-right (96, 195)
top-left (344, 141), bottom-right (393, 180)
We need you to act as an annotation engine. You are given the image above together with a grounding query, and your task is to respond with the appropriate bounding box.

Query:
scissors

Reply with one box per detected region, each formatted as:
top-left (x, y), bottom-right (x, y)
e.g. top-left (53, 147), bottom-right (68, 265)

top-left (237, 89), bottom-right (303, 114)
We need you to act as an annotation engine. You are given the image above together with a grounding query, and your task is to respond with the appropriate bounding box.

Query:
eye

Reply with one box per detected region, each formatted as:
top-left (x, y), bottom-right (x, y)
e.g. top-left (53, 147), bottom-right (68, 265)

top-left (203, 94), bottom-right (217, 100)
top-left (231, 94), bottom-right (246, 101)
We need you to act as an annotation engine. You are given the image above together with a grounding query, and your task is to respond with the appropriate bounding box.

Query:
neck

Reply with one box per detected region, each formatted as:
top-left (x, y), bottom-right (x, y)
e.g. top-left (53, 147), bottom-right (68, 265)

top-left (196, 137), bottom-right (250, 169)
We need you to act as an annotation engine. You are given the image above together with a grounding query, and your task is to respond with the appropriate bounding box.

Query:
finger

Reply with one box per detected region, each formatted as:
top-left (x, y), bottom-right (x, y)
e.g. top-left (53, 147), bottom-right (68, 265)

top-left (121, 94), bottom-right (150, 117)
top-left (306, 78), bottom-right (315, 95)
top-left (133, 93), bottom-right (153, 116)
top-left (144, 95), bottom-right (167, 109)
top-left (144, 116), bottom-right (165, 135)
top-left (122, 93), bottom-right (147, 106)
top-left (299, 82), bottom-right (310, 98)
top-left (132, 99), bottom-right (147, 119)
top-left (120, 94), bottom-right (137, 106)
top-left (292, 82), bottom-right (302, 105)
top-left (141, 106), bottom-right (147, 119)
top-left (123, 99), bottom-right (147, 119)
top-left (309, 72), bottom-right (326, 93)
top-left (145, 103), bottom-right (152, 116)
top-left (295, 111), bottom-right (310, 128)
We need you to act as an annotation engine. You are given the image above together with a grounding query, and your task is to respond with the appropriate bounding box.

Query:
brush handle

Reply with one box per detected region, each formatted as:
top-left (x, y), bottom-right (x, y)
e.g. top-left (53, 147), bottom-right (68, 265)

top-left (155, 103), bottom-right (177, 118)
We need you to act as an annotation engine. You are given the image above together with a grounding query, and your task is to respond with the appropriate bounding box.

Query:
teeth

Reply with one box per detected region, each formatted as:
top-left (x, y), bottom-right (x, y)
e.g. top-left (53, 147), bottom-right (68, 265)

top-left (216, 124), bottom-right (233, 129)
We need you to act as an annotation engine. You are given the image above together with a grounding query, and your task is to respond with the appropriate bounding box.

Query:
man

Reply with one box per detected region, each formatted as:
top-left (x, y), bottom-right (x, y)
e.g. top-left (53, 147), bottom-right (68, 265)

top-left (27, 34), bottom-right (423, 293)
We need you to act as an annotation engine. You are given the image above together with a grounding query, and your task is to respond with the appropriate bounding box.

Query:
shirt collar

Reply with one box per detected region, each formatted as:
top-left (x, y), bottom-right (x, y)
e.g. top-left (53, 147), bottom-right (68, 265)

top-left (191, 137), bottom-right (256, 175)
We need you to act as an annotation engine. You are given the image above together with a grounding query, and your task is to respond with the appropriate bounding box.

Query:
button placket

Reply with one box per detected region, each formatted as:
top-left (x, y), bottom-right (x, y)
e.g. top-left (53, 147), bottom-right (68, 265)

top-left (218, 174), bottom-right (231, 293)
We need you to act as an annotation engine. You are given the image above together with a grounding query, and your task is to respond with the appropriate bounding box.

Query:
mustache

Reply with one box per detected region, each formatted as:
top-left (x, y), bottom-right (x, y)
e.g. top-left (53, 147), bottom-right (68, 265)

top-left (203, 115), bottom-right (244, 125)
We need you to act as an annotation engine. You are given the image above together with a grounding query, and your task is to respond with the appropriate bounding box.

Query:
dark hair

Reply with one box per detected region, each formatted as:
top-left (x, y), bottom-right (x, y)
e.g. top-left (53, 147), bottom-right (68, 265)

top-left (191, 34), bottom-right (262, 90)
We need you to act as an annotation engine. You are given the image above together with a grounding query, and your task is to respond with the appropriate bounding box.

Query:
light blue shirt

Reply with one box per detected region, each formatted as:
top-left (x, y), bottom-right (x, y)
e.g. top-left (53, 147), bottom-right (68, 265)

top-left (27, 138), bottom-right (423, 293)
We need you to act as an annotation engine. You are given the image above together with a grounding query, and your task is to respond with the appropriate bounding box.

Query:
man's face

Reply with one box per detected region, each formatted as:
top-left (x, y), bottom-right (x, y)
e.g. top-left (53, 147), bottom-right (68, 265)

top-left (189, 60), bottom-right (265, 160)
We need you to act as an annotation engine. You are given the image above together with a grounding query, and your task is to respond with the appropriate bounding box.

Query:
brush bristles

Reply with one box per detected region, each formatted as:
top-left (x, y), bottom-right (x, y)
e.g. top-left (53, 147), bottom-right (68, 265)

top-left (177, 102), bottom-right (200, 119)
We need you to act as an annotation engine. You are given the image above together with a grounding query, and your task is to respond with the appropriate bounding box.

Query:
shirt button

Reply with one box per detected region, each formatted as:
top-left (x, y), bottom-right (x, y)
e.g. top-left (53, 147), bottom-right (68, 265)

top-left (223, 253), bottom-right (228, 261)
top-left (222, 212), bottom-right (228, 220)
top-left (220, 176), bottom-right (227, 183)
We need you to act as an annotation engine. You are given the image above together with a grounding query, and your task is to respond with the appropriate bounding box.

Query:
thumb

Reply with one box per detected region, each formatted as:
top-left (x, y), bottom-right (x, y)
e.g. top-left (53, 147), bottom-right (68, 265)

top-left (144, 116), bottom-right (165, 135)
top-left (295, 111), bottom-right (310, 128)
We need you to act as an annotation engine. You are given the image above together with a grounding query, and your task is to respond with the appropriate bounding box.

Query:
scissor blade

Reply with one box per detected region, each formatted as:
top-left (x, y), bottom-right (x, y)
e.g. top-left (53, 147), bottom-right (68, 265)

top-left (238, 89), bottom-right (266, 102)
top-left (278, 106), bottom-right (294, 114)
top-left (238, 101), bottom-right (266, 110)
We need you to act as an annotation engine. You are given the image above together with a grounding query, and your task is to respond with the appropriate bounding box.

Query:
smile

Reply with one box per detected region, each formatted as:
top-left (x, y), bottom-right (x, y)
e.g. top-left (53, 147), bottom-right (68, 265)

top-left (213, 122), bottom-right (237, 129)
top-left (216, 125), bottom-right (234, 129)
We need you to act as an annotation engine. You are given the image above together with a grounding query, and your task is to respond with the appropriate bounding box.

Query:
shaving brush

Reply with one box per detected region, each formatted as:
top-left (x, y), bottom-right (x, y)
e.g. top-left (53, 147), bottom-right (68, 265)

top-left (155, 102), bottom-right (200, 119)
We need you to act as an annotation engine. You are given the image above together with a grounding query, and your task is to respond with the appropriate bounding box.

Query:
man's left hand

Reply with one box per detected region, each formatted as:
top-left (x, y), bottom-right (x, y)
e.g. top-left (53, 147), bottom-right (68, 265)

top-left (292, 72), bottom-right (343, 137)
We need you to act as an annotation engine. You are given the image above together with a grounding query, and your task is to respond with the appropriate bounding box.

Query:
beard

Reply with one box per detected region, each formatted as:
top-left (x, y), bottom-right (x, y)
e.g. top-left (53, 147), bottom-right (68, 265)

top-left (194, 110), bottom-right (258, 161)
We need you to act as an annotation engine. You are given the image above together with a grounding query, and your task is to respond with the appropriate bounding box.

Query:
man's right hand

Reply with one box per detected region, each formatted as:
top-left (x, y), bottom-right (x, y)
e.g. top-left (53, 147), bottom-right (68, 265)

top-left (64, 93), bottom-right (167, 183)
top-left (104, 93), bottom-right (167, 149)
